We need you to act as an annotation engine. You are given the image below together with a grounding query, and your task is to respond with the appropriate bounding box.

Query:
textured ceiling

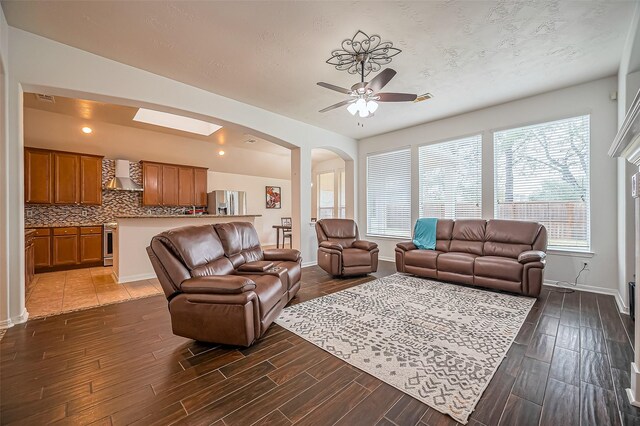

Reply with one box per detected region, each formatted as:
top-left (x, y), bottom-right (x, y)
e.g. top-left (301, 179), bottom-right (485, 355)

top-left (3, 1), bottom-right (634, 139)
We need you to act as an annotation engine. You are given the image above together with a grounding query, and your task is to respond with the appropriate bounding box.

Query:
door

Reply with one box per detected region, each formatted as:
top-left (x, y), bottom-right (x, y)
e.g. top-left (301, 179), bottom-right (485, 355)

top-left (80, 155), bottom-right (103, 205)
top-left (194, 168), bottom-right (208, 206)
top-left (54, 153), bottom-right (79, 204)
top-left (53, 228), bottom-right (79, 266)
top-left (24, 149), bottom-right (52, 204)
top-left (33, 235), bottom-right (51, 268)
top-left (142, 162), bottom-right (162, 206)
top-left (161, 165), bottom-right (179, 206)
top-left (178, 167), bottom-right (194, 206)
top-left (80, 233), bottom-right (102, 263)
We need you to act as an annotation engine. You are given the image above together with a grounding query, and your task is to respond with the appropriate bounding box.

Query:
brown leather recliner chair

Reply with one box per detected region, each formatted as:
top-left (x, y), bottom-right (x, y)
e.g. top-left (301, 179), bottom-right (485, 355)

top-left (146, 222), bottom-right (301, 346)
top-left (316, 219), bottom-right (379, 277)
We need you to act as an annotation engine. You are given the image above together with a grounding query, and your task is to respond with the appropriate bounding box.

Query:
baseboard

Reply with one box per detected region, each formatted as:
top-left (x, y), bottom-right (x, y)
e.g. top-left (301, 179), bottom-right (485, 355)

top-left (544, 280), bottom-right (629, 314)
top-left (379, 256), bottom-right (394, 262)
top-left (302, 261), bottom-right (317, 268)
top-left (116, 272), bottom-right (157, 284)
top-left (0, 317), bottom-right (13, 329)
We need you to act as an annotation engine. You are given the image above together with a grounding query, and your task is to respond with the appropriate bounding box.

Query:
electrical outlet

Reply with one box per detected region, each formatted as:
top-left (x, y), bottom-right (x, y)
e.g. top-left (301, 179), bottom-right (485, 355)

top-left (81, 210), bottom-right (88, 218)
top-left (583, 261), bottom-right (590, 270)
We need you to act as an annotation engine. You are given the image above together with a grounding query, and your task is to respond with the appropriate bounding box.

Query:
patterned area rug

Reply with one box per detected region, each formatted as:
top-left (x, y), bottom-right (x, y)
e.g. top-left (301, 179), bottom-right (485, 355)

top-left (276, 273), bottom-right (534, 424)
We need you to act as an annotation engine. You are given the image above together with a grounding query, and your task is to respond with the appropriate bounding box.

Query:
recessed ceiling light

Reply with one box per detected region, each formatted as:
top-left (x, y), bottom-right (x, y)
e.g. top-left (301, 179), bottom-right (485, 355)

top-left (218, 150), bottom-right (225, 156)
top-left (82, 126), bottom-right (92, 134)
top-left (133, 108), bottom-right (222, 136)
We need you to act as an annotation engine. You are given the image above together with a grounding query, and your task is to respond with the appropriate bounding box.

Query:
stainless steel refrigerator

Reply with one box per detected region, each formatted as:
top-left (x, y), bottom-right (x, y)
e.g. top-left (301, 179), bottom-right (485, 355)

top-left (207, 190), bottom-right (247, 215)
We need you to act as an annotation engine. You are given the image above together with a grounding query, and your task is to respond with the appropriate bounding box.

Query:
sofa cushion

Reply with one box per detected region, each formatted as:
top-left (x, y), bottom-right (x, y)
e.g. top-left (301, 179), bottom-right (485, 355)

top-left (449, 220), bottom-right (486, 255)
top-left (435, 219), bottom-right (454, 252)
top-left (342, 248), bottom-right (372, 267)
top-left (437, 252), bottom-right (477, 275)
top-left (317, 219), bottom-right (358, 248)
top-left (483, 220), bottom-right (542, 259)
top-left (214, 222), bottom-right (264, 268)
top-left (475, 256), bottom-right (523, 282)
top-left (271, 260), bottom-right (302, 289)
top-left (239, 274), bottom-right (284, 315)
top-left (405, 250), bottom-right (442, 270)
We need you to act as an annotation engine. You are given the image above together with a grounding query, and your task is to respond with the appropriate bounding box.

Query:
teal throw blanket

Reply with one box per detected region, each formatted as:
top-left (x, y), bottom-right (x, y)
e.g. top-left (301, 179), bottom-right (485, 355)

top-left (413, 218), bottom-right (438, 250)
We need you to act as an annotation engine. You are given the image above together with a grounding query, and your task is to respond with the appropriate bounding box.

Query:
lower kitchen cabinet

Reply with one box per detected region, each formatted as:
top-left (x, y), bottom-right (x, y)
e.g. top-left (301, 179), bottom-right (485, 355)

top-left (53, 228), bottom-right (79, 266)
top-left (25, 230), bottom-right (36, 293)
top-left (30, 226), bottom-right (104, 272)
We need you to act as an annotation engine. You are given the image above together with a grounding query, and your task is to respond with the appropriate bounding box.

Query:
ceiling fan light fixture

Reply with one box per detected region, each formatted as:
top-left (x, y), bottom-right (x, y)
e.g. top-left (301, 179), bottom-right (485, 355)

top-left (367, 100), bottom-right (379, 113)
top-left (347, 103), bottom-right (359, 115)
top-left (358, 108), bottom-right (369, 118)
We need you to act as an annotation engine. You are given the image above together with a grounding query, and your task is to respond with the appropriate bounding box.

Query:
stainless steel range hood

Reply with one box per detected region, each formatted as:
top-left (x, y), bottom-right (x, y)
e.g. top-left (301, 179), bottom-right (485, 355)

top-left (105, 159), bottom-right (143, 192)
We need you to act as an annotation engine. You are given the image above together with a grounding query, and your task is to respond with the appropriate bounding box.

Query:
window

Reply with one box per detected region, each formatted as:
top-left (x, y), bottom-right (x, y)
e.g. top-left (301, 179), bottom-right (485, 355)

top-left (366, 149), bottom-right (411, 238)
top-left (318, 172), bottom-right (335, 219)
top-left (494, 115), bottom-right (590, 251)
top-left (418, 135), bottom-right (482, 219)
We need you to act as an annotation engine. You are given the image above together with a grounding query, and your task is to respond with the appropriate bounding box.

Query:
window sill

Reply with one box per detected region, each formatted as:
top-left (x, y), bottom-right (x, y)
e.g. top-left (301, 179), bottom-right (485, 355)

top-left (365, 234), bottom-right (410, 241)
top-left (547, 249), bottom-right (594, 258)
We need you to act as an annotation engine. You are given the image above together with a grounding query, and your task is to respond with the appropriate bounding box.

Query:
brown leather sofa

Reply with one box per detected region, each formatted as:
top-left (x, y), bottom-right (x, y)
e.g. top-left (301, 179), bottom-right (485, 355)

top-left (395, 219), bottom-right (547, 297)
top-left (316, 219), bottom-right (379, 277)
top-left (146, 222), bottom-right (301, 346)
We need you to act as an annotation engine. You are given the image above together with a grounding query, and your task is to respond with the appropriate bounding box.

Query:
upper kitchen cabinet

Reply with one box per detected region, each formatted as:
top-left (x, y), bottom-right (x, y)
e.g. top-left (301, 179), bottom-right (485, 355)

top-left (54, 152), bottom-right (79, 204)
top-left (80, 155), bottom-right (103, 205)
top-left (141, 161), bottom-right (207, 207)
top-left (178, 167), bottom-right (194, 206)
top-left (24, 148), bottom-right (103, 205)
top-left (24, 148), bottom-right (53, 204)
top-left (161, 165), bottom-right (179, 206)
top-left (142, 161), bottom-right (162, 206)
top-left (194, 168), bottom-right (208, 206)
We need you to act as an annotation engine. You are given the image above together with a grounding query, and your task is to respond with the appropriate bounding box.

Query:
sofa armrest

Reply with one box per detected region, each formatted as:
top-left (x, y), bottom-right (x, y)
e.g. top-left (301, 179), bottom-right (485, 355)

top-left (180, 275), bottom-right (256, 295)
top-left (352, 240), bottom-right (378, 251)
top-left (518, 250), bottom-right (547, 264)
top-left (319, 241), bottom-right (343, 251)
top-left (237, 261), bottom-right (274, 272)
top-left (263, 249), bottom-right (301, 262)
top-left (396, 241), bottom-right (417, 251)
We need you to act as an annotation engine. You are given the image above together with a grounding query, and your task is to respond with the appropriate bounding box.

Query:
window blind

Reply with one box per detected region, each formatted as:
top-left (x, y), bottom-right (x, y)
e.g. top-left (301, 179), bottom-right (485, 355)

top-left (366, 149), bottom-right (411, 238)
top-left (494, 115), bottom-right (590, 251)
top-left (418, 135), bottom-right (482, 219)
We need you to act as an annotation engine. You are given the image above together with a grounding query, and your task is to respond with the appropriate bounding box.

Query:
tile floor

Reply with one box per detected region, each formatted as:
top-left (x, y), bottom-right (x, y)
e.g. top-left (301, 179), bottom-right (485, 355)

top-left (26, 267), bottom-right (163, 318)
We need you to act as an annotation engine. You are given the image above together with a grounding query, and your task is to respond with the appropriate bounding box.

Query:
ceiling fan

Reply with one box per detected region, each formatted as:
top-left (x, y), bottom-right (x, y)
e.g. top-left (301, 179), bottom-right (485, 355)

top-left (317, 30), bottom-right (432, 118)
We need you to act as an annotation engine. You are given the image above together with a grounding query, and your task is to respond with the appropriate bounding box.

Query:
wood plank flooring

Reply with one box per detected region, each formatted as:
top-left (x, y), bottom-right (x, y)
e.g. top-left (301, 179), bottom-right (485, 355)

top-left (1, 261), bottom-right (637, 425)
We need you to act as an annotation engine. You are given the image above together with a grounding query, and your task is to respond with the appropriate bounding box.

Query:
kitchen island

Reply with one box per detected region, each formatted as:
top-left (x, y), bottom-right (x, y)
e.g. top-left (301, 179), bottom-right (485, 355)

top-left (113, 215), bottom-right (261, 283)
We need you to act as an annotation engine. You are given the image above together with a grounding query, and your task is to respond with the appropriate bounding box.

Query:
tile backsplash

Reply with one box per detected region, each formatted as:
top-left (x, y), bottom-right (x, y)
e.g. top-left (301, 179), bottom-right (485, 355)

top-left (25, 160), bottom-right (190, 226)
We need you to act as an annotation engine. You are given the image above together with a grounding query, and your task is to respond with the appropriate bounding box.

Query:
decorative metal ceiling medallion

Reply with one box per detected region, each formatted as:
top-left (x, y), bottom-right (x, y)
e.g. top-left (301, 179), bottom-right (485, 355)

top-left (326, 30), bottom-right (401, 77)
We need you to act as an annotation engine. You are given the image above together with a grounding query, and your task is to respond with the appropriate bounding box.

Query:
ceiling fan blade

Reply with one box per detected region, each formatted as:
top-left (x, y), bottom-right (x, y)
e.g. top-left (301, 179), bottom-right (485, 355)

top-left (319, 99), bottom-right (356, 113)
top-left (366, 68), bottom-right (397, 93)
top-left (317, 82), bottom-right (352, 94)
top-left (376, 92), bottom-right (418, 102)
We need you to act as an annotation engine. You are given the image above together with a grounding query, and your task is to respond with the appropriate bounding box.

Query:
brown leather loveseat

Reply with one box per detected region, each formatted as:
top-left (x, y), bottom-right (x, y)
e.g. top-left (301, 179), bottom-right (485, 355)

top-left (147, 222), bottom-right (301, 346)
top-left (316, 219), bottom-right (379, 277)
top-left (395, 219), bottom-right (547, 297)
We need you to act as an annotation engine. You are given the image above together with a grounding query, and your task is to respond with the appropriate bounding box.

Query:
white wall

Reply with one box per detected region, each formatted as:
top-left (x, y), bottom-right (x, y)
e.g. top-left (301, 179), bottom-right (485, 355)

top-left (24, 108), bottom-right (291, 180)
top-left (359, 76), bottom-right (620, 303)
top-left (0, 7), bottom-right (10, 328)
top-left (3, 27), bottom-right (358, 328)
top-left (207, 171), bottom-right (291, 245)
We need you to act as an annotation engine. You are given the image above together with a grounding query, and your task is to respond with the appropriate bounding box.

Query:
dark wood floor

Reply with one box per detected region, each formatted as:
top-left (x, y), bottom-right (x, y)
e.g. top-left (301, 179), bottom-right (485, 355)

top-left (1, 261), bottom-right (638, 426)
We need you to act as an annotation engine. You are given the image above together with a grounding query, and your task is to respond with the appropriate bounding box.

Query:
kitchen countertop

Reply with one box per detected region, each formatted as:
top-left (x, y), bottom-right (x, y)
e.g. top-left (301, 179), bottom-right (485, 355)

top-left (116, 214), bottom-right (262, 219)
top-left (26, 223), bottom-right (105, 229)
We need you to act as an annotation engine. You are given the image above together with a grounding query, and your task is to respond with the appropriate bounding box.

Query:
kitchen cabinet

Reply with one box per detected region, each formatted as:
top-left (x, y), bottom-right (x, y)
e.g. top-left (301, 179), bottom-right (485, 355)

top-left (194, 168), bottom-right (208, 206)
top-left (161, 165), bottom-right (179, 206)
top-left (141, 161), bottom-right (208, 207)
top-left (142, 162), bottom-right (162, 206)
top-left (25, 149), bottom-right (53, 204)
top-left (25, 230), bottom-right (36, 293)
top-left (80, 155), bottom-right (103, 205)
top-left (25, 148), bottom-right (103, 205)
top-left (80, 227), bottom-right (103, 263)
top-left (31, 226), bottom-right (103, 271)
top-left (178, 167), bottom-right (194, 206)
top-left (54, 153), bottom-right (79, 204)
top-left (53, 227), bottom-right (79, 266)
top-left (33, 228), bottom-right (51, 268)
